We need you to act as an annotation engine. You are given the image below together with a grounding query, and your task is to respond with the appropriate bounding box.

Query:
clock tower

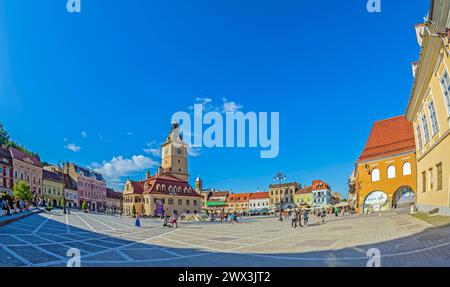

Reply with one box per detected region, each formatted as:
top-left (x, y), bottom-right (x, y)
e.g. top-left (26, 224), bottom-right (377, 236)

top-left (161, 123), bottom-right (189, 182)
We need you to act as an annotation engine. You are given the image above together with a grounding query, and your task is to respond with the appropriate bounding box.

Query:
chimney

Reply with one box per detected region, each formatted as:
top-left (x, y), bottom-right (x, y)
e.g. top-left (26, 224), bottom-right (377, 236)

top-left (146, 171), bottom-right (151, 180)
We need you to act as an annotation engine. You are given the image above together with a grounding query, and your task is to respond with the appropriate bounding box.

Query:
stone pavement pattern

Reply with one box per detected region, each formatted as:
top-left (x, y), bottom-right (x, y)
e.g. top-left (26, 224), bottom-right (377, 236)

top-left (0, 209), bottom-right (449, 267)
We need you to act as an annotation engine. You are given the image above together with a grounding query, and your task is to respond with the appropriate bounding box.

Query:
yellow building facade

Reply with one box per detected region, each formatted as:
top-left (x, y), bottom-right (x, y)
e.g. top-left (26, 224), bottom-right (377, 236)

top-left (294, 186), bottom-right (313, 207)
top-left (354, 116), bottom-right (417, 214)
top-left (406, 1), bottom-right (450, 215)
top-left (42, 170), bottom-right (64, 207)
top-left (268, 182), bottom-right (298, 210)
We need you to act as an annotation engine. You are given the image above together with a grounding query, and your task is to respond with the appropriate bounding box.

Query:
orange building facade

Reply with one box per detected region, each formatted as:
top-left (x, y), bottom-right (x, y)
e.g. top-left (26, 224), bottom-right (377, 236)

top-left (353, 116), bottom-right (417, 214)
top-left (226, 193), bottom-right (252, 213)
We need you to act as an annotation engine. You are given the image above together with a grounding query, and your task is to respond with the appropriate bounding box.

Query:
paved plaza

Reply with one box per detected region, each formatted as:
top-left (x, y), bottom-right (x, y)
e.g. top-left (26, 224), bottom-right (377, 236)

top-left (0, 209), bottom-right (450, 267)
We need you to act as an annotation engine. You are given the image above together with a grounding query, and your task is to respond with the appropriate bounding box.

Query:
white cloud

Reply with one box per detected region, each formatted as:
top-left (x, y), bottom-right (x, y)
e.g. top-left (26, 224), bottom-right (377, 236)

top-left (91, 155), bottom-right (158, 180)
top-left (81, 131), bottom-right (88, 138)
top-left (126, 131), bottom-right (134, 136)
top-left (188, 97), bottom-right (218, 114)
top-left (143, 141), bottom-right (161, 157)
top-left (143, 148), bottom-right (161, 157)
top-left (65, 143), bottom-right (81, 152)
top-left (188, 97), bottom-right (243, 114)
top-left (188, 147), bottom-right (201, 157)
top-left (222, 97), bottom-right (244, 113)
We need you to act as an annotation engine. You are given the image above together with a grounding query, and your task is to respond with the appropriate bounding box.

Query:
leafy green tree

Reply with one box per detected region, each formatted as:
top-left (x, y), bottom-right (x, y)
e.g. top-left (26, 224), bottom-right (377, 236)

top-left (4, 141), bottom-right (40, 159)
top-left (60, 197), bottom-right (66, 207)
top-left (0, 123), bottom-right (40, 159)
top-left (13, 181), bottom-right (32, 202)
top-left (0, 122), bottom-right (10, 147)
top-left (82, 201), bottom-right (88, 211)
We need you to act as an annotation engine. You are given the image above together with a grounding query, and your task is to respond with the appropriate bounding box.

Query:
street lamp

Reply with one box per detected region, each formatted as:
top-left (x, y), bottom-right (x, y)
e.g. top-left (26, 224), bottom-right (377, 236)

top-left (273, 172), bottom-right (286, 221)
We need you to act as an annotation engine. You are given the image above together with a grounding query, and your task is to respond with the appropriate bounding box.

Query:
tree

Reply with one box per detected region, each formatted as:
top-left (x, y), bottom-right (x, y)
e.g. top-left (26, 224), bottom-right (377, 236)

top-left (82, 201), bottom-right (88, 211)
top-left (0, 122), bottom-right (10, 147)
top-left (0, 123), bottom-right (40, 159)
top-left (13, 181), bottom-right (32, 202)
top-left (4, 141), bottom-right (40, 159)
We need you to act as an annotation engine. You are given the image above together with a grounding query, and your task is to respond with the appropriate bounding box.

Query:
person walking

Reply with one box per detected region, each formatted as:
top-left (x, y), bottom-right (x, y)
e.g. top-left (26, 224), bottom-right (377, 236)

top-left (172, 213), bottom-right (178, 228)
top-left (135, 213), bottom-right (141, 228)
top-left (162, 214), bottom-right (169, 227)
top-left (321, 208), bottom-right (326, 223)
top-left (303, 209), bottom-right (309, 226)
top-left (290, 211), bottom-right (297, 228)
top-left (297, 209), bottom-right (303, 227)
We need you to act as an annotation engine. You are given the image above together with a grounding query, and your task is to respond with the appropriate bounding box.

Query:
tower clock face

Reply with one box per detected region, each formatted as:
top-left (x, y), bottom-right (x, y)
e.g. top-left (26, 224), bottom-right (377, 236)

top-left (177, 148), bottom-right (182, 155)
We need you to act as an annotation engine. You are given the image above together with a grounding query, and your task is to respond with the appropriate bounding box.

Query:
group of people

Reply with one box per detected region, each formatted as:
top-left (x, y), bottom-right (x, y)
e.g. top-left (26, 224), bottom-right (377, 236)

top-left (1, 196), bottom-right (31, 216)
top-left (162, 213), bottom-right (178, 228)
top-left (210, 212), bottom-right (240, 224)
top-left (288, 209), bottom-right (310, 228)
top-left (289, 208), bottom-right (339, 228)
top-left (105, 207), bottom-right (123, 217)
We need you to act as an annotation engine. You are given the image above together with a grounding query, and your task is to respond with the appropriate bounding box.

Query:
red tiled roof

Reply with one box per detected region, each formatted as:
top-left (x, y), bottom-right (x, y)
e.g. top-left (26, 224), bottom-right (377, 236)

top-left (106, 188), bottom-right (123, 199)
top-left (142, 172), bottom-right (202, 198)
top-left (249, 192), bottom-right (269, 199)
top-left (210, 191), bottom-right (229, 197)
top-left (295, 186), bottom-right (312, 194)
top-left (130, 181), bottom-right (144, 194)
top-left (358, 115), bottom-right (415, 162)
top-left (311, 180), bottom-right (330, 191)
top-left (9, 147), bottom-right (41, 167)
top-left (227, 193), bottom-right (252, 203)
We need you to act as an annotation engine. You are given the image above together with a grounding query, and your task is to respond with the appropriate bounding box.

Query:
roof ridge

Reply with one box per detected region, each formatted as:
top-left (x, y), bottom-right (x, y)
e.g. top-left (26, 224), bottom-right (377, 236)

top-left (373, 115), bottom-right (406, 123)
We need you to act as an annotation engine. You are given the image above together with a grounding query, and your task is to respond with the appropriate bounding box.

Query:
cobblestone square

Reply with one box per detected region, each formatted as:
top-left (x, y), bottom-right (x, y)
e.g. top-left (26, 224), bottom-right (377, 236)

top-left (0, 209), bottom-right (449, 267)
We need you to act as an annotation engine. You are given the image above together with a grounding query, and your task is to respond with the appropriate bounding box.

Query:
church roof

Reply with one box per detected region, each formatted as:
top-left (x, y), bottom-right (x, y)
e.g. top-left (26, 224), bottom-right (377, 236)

top-left (358, 115), bottom-right (415, 162)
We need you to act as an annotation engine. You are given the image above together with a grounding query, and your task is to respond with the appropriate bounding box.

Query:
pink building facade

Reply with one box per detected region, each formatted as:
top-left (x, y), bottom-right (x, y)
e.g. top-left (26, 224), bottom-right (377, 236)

top-left (66, 163), bottom-right (106, 211)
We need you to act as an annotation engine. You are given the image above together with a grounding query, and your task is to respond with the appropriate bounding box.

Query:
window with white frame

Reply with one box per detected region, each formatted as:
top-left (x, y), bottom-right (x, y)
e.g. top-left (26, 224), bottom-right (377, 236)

top-left (422, 115), bottom-right (430, 143)
top-left (428, 101), bottom-right (439, 134)
top-left (416, 124), bottom-right (423, 150)
top-left (371, 168), bottom-right (380, 182)
top-left (403, 162), bottom-right (412, 176)
top-left (439, 67), bottom-right (450, 115)
top-left (387, 166), bottom-right (396, 179)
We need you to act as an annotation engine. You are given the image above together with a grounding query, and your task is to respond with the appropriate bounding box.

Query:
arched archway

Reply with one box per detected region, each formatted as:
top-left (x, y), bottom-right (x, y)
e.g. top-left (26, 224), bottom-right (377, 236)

top-left (363, 191), bottom-right (389, 214)
top-left (392, 186), bottom-right (414, 208)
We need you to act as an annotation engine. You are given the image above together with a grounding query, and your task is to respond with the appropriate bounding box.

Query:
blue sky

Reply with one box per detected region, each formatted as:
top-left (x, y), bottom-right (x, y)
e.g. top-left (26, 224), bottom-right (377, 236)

top-left (0, 0), bottom-right (428, 197)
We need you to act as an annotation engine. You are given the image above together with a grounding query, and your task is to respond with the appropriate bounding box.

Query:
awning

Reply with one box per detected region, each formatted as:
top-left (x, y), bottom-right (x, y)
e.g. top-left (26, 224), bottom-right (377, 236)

top-left (206, 201), bottom-right (227, 207)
